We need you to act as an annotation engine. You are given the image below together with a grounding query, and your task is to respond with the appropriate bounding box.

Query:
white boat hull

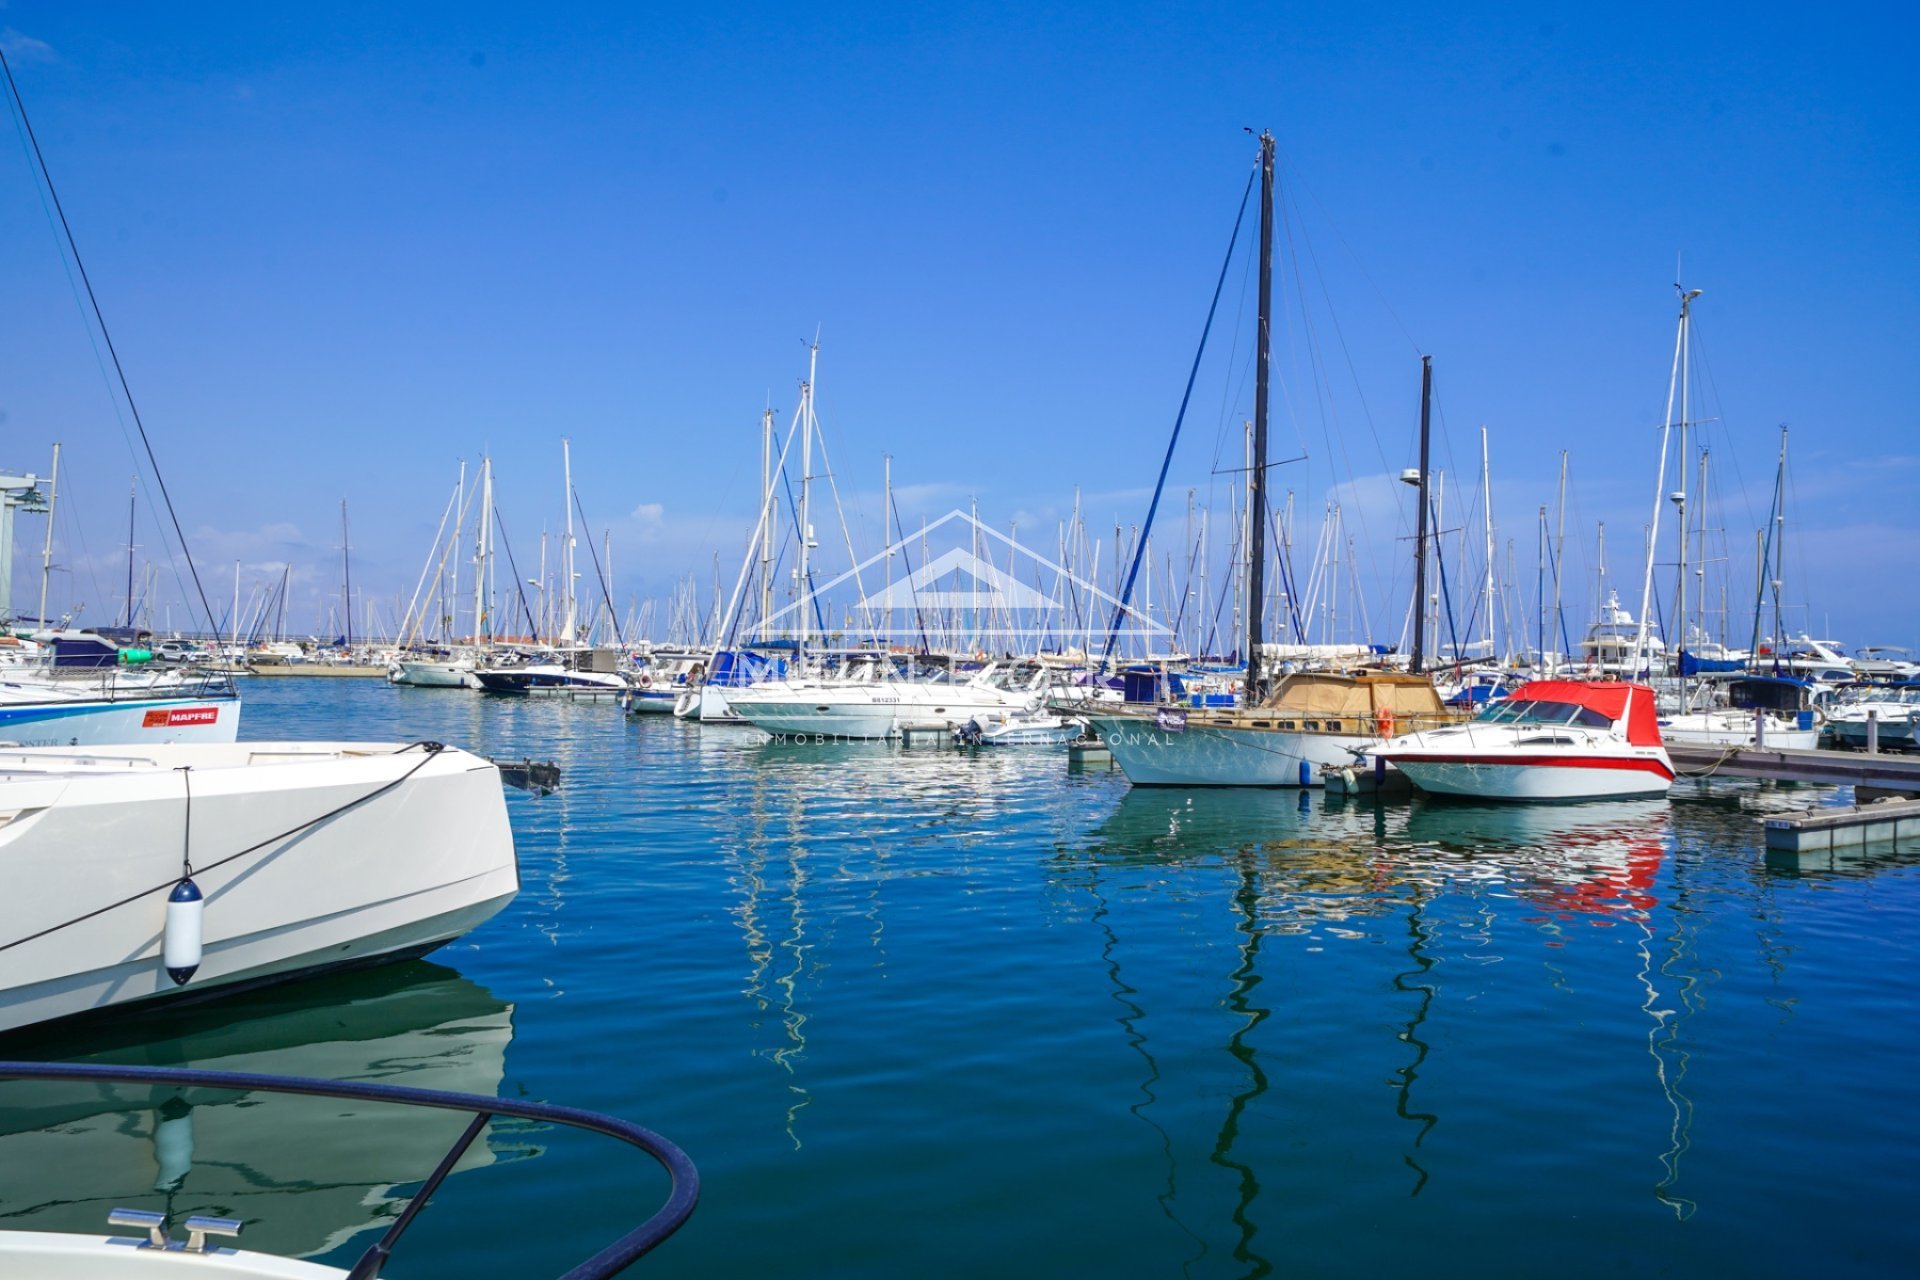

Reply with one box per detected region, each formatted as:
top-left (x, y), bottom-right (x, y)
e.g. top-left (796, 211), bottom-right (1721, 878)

top-left (0, 741), bottom-right (518, 1034)
top-left (1389, 754), bottom-right (1674, 800)
top-left (392, 660), bottom-right (474, 688)
top-left (0, 693), bottom-right (240, 749)
top-left (624, 688), bottom-right (679, 714)
top-left (695, 685), bottom-right (746, 723)
top-left (0, 1231), bottom-right (348, 1278)
top-left (1087, 715), bottom-right (1372, 786)
top-left (731, 687), bottom-right (1035, 740)
top-left (1662, 711), bottom-right (1821, 751)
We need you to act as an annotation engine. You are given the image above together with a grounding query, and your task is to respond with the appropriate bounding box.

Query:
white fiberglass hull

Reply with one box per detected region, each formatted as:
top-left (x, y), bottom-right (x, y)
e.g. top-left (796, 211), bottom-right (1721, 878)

top-left (624, 688), bottom-right (679, 714)
top-left (0, 692), bottom-right (240, 749)
top-left (392, 660), bottom-right (475, 688)
top-left (1661, 711), bottom-right (1820, 751)
top-left (1087, 715), bottom-right (1372, 786)
top-left (0, 741), bottom-right (518, 1034)
top-left (1385, 746), bottom-right (1675, 800)
top-left (0, 1231), bottom-right (348, 1278)
top-left (731, 685), bottom-right (1035, 740)
top-left (694, 685), bottom-right (745, 722)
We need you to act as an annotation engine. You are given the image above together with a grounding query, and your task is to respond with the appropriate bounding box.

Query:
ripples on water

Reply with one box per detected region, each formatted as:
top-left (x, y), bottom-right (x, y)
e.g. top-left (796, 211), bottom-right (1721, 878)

top-left (2, 682), bottom-right (1917, 1278)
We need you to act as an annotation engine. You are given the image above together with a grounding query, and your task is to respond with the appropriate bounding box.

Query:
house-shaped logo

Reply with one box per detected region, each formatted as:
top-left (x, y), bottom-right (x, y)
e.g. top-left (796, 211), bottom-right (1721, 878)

top-left (757, 509), bottom-right (1169, 646)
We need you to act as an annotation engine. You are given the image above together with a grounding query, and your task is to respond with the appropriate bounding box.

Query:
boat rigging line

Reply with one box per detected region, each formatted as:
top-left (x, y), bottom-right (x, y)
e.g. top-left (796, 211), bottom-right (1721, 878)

top-left (1097, 144), bottom-right (1258, 676)
top-left (0, 45), bottom-right (221, 636)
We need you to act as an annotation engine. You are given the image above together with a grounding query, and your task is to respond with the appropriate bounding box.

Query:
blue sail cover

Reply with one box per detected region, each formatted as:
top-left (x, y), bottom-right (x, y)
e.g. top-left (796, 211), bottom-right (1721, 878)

top-left (1678, 649), bottom-right (1747, 677)
top-left (708, 649), bottom-right (787, 688)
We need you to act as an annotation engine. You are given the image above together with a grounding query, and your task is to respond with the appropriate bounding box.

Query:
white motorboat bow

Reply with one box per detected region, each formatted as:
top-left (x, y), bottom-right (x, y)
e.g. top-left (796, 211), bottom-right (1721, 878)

top-left (0, 740), bottom-right (519, 1034)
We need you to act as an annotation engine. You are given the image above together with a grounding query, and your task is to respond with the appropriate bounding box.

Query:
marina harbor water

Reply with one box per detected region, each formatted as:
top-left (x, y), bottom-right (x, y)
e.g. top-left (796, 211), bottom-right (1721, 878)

top-left (2, 678), bottom-right (1914, 1277)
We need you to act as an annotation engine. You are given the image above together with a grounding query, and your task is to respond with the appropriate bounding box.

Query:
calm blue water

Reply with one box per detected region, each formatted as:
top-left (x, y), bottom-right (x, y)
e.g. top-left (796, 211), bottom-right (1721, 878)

top-left (3, 679), bottom-right (1918, 1278)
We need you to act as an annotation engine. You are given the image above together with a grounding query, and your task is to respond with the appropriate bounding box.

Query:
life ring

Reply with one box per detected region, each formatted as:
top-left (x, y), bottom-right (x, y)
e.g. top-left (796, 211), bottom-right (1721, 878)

top-left (638, 673), bottom-right (653, 689)
top-left (1375, 707), bottom-right (1395, 737)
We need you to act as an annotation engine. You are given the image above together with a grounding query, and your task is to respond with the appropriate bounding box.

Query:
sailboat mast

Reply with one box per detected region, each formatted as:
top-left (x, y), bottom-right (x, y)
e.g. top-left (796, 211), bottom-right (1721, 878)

top-left (1244, 130), bottom-right (1273, 701)
top-left (760, 408), bottom-right (774, 641)
top-left (1632, 286), bottom-right (1699, 678)
top-left (37, 443), bottom-right (59, 632)
top-left (1480, 425), bottom-right (1495, 661)
top-left (1552, 450), bottom-right (1568, 674)
top-left (561, 439), bottom-right (578, 646)
top-left (340, 499), bottom-right (353, 651)
top-left (1411, 356), bottom-right (1432, 674)
top-left (1675, 296), bottom-right (1694, 703)
top-left (798, 345), bottom-right (817, 660)
top-left (123, 478), bottom-right (137, 629)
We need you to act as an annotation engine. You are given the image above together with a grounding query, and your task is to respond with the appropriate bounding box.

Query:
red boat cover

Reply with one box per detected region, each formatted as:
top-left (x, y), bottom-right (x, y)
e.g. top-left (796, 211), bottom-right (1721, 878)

top-left (1508, 680), bottom-right (1664, 747)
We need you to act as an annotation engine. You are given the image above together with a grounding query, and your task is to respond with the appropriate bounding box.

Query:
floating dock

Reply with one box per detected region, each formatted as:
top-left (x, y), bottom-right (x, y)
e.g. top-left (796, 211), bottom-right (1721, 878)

top-left (1762, 795), bottom-right (1920, 853)
top-left (1668, 742), bottom-right (1920, 797)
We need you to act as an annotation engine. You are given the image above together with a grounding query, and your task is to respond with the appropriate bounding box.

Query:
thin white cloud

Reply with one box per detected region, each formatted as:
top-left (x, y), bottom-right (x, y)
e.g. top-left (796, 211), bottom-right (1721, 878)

top-left (0, 28), bottom-right (55, 63)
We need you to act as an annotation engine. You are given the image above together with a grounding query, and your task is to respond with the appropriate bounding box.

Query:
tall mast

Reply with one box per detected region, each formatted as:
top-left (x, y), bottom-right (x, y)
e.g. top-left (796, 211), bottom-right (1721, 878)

top-left (475, 456), bottom-right (493, 645)
top-left (1674, 292), bottom-right (1694, 703)
top-left (1244, 129), bottom-right (1274, 701)
top-left (1480, 425), bottom-right (1495, 661)
top-left (561, 438), bottom-right (577, 646)
top-left (798, 343), bottom-right (818, 659)
top-left (883, 451), bottom-right (893, 645)
top-left (1410, 356), bottom-right (1432, 674)
top-left (760, 408), bottom-right (775, 641)
top-left (1633, 286), bottom-right (1699, 679)
top-left (340, 499), bottom-right (353, 650)
top-left (1552, 450), bottom-right (1568, 674)
top-left (37, 443), bottom-right (59, 632)
top-left (1535, 505), bottom-right (1548, 671)
top-left (122, 478), bottom-right (137, 629)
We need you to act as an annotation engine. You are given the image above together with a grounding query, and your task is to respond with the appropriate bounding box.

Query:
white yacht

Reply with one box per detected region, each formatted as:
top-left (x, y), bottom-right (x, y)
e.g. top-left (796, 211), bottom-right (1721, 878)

top-left (728, 658), bottom-right (1049, 740)
top-left (1578, 593), bottom-right (1664, 677)
top-left (0, 740), bottom-right (518, 1034)
top-left (1826, 684), bottom-right (1920, 750)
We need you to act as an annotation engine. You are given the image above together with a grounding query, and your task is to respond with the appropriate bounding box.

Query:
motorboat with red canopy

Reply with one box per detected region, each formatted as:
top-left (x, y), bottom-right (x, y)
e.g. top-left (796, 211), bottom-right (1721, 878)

top-left (1375, 679), bottom-right (1674, 801)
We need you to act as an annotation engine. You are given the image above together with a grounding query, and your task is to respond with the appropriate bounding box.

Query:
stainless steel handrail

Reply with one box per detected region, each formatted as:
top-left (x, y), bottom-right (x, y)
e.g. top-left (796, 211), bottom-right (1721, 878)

top-left (0, 1060), bottom-right (698, 1278)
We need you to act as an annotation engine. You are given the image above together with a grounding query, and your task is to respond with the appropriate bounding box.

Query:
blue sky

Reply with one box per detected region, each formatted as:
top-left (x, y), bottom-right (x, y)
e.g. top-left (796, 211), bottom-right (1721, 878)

top-left (1, 2), bottom-right (1915, 649)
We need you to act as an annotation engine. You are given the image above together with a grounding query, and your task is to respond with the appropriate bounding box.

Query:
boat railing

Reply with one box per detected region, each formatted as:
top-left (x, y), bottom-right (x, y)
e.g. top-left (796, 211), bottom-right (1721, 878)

top-left (0, 1060), bottom-right (698, 1278)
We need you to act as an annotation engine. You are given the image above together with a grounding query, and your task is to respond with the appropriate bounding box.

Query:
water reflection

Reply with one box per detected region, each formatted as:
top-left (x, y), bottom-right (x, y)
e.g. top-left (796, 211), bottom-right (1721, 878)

top-left (0, 961), bottom-right (523, 1261)
top-left (1076, 789), bottom-right (1701, 1235)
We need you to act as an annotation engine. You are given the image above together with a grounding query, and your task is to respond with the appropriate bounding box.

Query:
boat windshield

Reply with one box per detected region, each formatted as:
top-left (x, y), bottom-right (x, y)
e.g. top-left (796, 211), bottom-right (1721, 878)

top-left (1475, 697), bottom-right (1614, 729)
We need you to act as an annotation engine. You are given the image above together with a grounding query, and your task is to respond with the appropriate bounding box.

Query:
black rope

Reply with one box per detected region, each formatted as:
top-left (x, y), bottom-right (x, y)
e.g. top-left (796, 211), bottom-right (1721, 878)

top-left (491, 508), bottom-right (541, 640)
top-left (0, 45), bottom-right (220, 636)
top-left (571, 489), bottom-right (623, 646)
top-left (178, 766), bottom-right (194, 878)
top-left (0, 743), bottom-right (446, 957)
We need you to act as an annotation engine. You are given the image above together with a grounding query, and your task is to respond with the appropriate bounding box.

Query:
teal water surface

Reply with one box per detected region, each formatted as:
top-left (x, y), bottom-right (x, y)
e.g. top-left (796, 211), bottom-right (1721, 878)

top-left (2, 680), bottom-right (1916, 1278)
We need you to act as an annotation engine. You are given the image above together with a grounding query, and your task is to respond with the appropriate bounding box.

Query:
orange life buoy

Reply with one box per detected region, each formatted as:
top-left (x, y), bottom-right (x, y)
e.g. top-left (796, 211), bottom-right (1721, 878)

top-left (1375, 706), bottom-right (1395, 737)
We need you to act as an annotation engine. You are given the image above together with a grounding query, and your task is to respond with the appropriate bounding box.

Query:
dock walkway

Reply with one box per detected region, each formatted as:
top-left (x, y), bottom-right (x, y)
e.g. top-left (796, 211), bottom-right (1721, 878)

top-left (1670, 742), bottom-right (1920, 797)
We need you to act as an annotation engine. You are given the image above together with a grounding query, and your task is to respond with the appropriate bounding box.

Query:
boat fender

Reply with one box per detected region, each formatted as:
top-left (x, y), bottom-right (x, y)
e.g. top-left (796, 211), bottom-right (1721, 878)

top-left (1298, 760), bottom-right (1313, 787)
top-left (164, 878), bottom-right (204, 986)
top-left (1375, 707), bottom-right (1395, 737)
